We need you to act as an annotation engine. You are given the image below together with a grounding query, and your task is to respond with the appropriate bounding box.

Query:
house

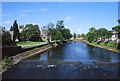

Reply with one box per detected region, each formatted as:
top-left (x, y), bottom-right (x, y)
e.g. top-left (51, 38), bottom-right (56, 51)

top-left (1, 26), bottom-right (51, 42)
top-left (97, 37), bottom-right (102, 41)
top-left (111, 30), bottom-right (118, 42)
top-left (40, 27), bottom-right (51, 41)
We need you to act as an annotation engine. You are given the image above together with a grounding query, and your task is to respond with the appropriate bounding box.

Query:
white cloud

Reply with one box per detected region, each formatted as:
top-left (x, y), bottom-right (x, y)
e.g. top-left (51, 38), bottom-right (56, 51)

top-left (77, 28), bottom-right (81, 32)
top-left (65, 16), bottom-right (73, 20)
top-left (40, 9), bottom-right (48, 11)
top-left (23, 10), bottom-right (32, 12)
top-left (4, 21), bottom-right (11, 24)
top-left (23, 9), bottom-right (48, 12)
top-left (32, 23), bottom-right (39, 25)
top-left (21, 14), bottom-right (26, 16)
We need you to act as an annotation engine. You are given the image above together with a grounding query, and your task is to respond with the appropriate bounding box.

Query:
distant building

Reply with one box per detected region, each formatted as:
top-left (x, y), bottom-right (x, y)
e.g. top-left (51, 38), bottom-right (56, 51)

top-left (19, 25), bottom-right (24, 33)
top-left (7, 26), bottom-right (51, 42)
top-left (40, 27), bottom-right (51, 41)
top-left (97, 37), bottom-right (102, 41)
top-left (111, 30), bottom-right (118, 42)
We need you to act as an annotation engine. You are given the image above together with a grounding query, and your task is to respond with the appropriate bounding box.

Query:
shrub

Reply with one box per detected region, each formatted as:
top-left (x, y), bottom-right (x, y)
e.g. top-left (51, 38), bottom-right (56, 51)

top-left (2, 32), bottom-right (13, 46)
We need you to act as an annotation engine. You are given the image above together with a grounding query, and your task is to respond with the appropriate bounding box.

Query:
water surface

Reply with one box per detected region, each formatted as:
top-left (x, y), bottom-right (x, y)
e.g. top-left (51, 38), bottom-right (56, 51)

top-left (3, 41), bottom-right (120, 79)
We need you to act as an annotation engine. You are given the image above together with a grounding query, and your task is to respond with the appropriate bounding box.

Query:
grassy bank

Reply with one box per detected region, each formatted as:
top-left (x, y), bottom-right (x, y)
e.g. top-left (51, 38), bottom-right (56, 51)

top-left (16, 41), bottom-right (56, 49)
top-left (75, 39), bottom-right (120, 53)
top-left (16, 41), bottom-right (46, 45)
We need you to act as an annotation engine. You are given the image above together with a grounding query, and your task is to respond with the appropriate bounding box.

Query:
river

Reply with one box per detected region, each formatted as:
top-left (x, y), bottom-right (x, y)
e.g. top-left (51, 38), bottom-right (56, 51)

top-left (3, 41), bottom-right (120, 79)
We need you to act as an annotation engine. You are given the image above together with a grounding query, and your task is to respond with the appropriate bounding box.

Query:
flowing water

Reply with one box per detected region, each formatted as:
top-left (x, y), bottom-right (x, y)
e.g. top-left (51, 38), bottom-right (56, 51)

top-left (3, 41), bottom-right (120, 79)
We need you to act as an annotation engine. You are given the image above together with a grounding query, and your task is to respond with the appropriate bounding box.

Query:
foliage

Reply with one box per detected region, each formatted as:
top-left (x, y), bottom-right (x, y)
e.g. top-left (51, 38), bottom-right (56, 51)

top-left (56, 20), bottom-right (64, 32)
top-left (13, 20), bottom-right (20, 42)
top-left (112, 25), bottom-right (120, 39)
top-left (51, 30), bottom-right (64, 41)
top-left (117, 19), bottom-right (120, 24)
top-left (73, 33), bottom-right (76, 39)
top-left (45, 21), bottom-right (72, 41)
top-left (2, 31), bottom-right (13, 46)
top-left (86, 27), bottom-right (113, 43)
top-left (10, 26), bottom-right (13, 31)
top-left (78, 34), bottom-right (81, 38)
top-left (62, 29), bottom-right (72, 39)
top-left (21, 24), bottom-right (40, 41)
top-left (86, 32), bottom-right (94, 43)
top-left (81, 33), bottom-right (86, 39)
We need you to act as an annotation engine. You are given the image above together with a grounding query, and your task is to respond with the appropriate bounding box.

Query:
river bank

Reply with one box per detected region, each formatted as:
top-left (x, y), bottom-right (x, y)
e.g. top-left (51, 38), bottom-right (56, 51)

top-left (75, 39), bottom-right (120, 53)
top-left (0, 43), bottom-right (57, 75)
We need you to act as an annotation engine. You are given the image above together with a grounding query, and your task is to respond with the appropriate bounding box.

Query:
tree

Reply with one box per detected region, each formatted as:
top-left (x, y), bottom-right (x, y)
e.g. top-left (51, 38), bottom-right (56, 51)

top-left (12, 20), bottom-right (20, 42)
top-left (117, 19), bottom-right (120, 24)
top-left (81, 33), bottom-right (86, 39)
top-left (89, 27), bottom-right (96, 32)
top-left (56, 20), bottom-right (65, 32)
top-left (10, 26), bottom-right (13, 31)
top-left (86, 27), bottom-right (97, 42)
top-left (78, 34), bottom-right (81, 38)
top-left (19, 31), bottom-right (26, 41)
top-left (62, 29), bottom-right (72, 39)
top-left (51, 30), bottom-right (64, 41)
top-left (86, 32), bottom-right (94, 43)
top-left (73, 33), bottom-right (76, 39)
top-left (45, 23), bottom-right (54, 38)
top-left (2, 32), bottom-right (12, 46)
top-left (112, 20), bottom-right (120, 49)
top-left (98, 28), bottom-right (108, 41)
top-left (22, 24), bottom-right (40, 41)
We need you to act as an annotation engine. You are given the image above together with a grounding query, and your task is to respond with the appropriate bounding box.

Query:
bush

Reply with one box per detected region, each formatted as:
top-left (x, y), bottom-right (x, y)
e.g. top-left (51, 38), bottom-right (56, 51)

top-left (2, 32), bottom-right (13, 46)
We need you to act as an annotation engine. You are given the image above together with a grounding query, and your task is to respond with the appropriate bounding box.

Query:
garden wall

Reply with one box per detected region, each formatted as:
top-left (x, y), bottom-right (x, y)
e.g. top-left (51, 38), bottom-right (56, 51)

top-left (2, 46), bottom-right (22, 59)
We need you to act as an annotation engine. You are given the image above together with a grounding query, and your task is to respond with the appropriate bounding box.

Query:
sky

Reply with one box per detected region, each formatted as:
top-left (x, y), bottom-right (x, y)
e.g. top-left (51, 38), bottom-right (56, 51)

top-left (2, 2), bottom-right (119, 34)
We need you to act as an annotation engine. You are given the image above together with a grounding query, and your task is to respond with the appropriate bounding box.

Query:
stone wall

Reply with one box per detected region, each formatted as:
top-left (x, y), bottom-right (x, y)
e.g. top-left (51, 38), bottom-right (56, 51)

top-left (2, 46), bottom-right (22, 59)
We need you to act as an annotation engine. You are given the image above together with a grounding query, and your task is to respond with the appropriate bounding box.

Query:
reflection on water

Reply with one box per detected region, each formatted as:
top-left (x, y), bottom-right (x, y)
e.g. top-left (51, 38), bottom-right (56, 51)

top-left (3, 41), bottom-right (120, 79)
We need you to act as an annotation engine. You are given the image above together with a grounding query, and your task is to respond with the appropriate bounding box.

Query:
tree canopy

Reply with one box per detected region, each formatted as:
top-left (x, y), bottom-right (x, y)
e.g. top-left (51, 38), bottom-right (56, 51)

top-left (73, 33), bottom-right (76, 39)
top-left (45, 20), bottom-right (72, 41)
top-left (21, 24), bottom-right (40, 41)
top-left (2, 32), bottom-right (13, 46)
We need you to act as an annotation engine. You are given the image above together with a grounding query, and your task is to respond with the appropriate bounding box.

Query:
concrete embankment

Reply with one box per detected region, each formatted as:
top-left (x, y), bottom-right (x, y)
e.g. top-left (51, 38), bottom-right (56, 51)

top-left (0, 42), bottom-right (58, 75)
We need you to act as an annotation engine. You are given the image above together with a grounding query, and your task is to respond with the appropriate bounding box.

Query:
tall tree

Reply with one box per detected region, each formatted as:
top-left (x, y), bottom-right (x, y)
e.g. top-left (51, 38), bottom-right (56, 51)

top-left (73, 33), bottom-right (76, 39)
top-left (56, 20), bottom-right (65, 32)
top-left (10, 26), bottom-right (13, 31)
top-left (13, 20), bottom-right (20, 42)
top-left (78, 34), bottom-right (81, 38)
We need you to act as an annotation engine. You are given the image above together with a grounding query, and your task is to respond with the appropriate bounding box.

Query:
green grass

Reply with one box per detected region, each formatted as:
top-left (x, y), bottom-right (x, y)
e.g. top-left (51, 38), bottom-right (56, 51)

top-left (93, 41), bottom-right (99, 44)
top-left (106, 42), bottom-right (118, 47)
top-left (16, 41), bottom-right (46, 45)
top-left (100, 42), bottom-right (106, 45)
